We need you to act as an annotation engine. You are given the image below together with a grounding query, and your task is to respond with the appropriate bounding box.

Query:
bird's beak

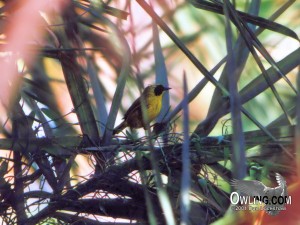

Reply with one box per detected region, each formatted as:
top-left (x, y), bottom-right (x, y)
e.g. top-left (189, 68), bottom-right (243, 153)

top-left (164, 87), bottom-right (171, 91)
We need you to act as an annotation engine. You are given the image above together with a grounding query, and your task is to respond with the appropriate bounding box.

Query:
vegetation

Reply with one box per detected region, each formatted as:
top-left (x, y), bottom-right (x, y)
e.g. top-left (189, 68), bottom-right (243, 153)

top-left (0, 0), bottom-right (299, 224)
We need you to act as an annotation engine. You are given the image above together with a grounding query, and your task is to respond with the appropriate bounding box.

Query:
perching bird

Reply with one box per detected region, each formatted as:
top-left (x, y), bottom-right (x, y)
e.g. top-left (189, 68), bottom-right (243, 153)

top-left (113, 84), bottom-right (170, 135)
top-left (231, 173), bottom-right (288, 216)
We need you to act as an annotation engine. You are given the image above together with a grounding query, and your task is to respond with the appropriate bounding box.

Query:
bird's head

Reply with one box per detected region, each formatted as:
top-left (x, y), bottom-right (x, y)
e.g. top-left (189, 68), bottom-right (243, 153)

top-left (149, 84), bottom-right (171, 96)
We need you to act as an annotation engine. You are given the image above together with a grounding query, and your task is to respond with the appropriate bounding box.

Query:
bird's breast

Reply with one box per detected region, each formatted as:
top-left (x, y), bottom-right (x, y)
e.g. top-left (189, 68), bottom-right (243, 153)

top-left (146, 95), bottom-right (163, 122)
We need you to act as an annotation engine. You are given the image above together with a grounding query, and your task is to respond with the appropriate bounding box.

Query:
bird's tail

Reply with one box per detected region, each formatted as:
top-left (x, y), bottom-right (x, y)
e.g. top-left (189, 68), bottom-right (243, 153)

top-left (113, 121), bottom-right (127, 135)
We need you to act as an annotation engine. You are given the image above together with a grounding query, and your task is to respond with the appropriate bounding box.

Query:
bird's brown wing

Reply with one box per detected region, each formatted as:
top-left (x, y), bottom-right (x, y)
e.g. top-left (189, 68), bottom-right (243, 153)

top-left (124, 97), bottom-right (151, 119)
top-left (123, 96), bottom-right (153, 129)
top-left (124, 97), bottom-right (142, 120)
top-left (113, 97), bottom-right (142, 134)
top-left (113, 121), bottom-right (127, 135)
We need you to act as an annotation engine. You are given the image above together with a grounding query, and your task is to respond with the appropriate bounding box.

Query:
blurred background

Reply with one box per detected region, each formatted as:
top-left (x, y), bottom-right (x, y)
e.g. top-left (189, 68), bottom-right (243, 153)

top-left (0, 0), bottom-right (299, 224)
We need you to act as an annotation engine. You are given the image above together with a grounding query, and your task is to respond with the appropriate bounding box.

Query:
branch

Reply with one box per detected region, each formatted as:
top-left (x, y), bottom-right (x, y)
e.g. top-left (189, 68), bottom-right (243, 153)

top-left (61, 199), bottom-right (148, 220)
top-left (52, 212), bottom-right (147, 225)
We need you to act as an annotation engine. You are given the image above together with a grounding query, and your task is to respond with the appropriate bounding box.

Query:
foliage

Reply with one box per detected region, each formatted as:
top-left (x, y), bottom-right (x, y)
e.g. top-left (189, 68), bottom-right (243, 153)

top-left (0, 0), bottom-right (299, 224)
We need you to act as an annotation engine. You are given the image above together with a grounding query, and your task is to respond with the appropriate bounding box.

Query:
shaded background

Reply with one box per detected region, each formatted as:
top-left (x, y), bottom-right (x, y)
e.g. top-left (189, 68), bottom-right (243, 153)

top-left (0, 0), bottom-right (299, 224)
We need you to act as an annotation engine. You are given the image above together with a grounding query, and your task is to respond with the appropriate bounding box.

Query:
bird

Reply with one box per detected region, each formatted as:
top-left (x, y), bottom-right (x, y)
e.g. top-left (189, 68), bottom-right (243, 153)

top-left (113, 84), bottom-right (171, 135)
top-left (231, 173), bottom-right (288, 215)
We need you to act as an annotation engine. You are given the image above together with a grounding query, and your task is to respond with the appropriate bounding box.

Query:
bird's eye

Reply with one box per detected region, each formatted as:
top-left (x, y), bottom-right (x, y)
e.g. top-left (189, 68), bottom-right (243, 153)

top-left (154, 85), bottom-right (165, 96)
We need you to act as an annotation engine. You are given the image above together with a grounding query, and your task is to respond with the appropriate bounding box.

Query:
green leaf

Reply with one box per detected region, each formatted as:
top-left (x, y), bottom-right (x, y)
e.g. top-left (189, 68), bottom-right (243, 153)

top-left (223, 147), bottom-right (230, 167)
top-left (41, 107), bottom-right (60, 121)
top-left (87, 59), bottom-right (108, 135)
top-left (0, 161), bottom-right (8, 177)
top-left (152, 22), bottom-right (170, 122)
top-left (42, 145), bottom-right (72, 157)
top-left (190, 0), bottom-right (299, 41)
top-left (207, 182), bottom-right (225, 208)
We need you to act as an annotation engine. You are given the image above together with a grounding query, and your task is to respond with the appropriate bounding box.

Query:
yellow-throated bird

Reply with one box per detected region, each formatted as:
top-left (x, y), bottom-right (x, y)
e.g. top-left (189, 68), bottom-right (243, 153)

top-left (113, 84), bottom-right (170, 134)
